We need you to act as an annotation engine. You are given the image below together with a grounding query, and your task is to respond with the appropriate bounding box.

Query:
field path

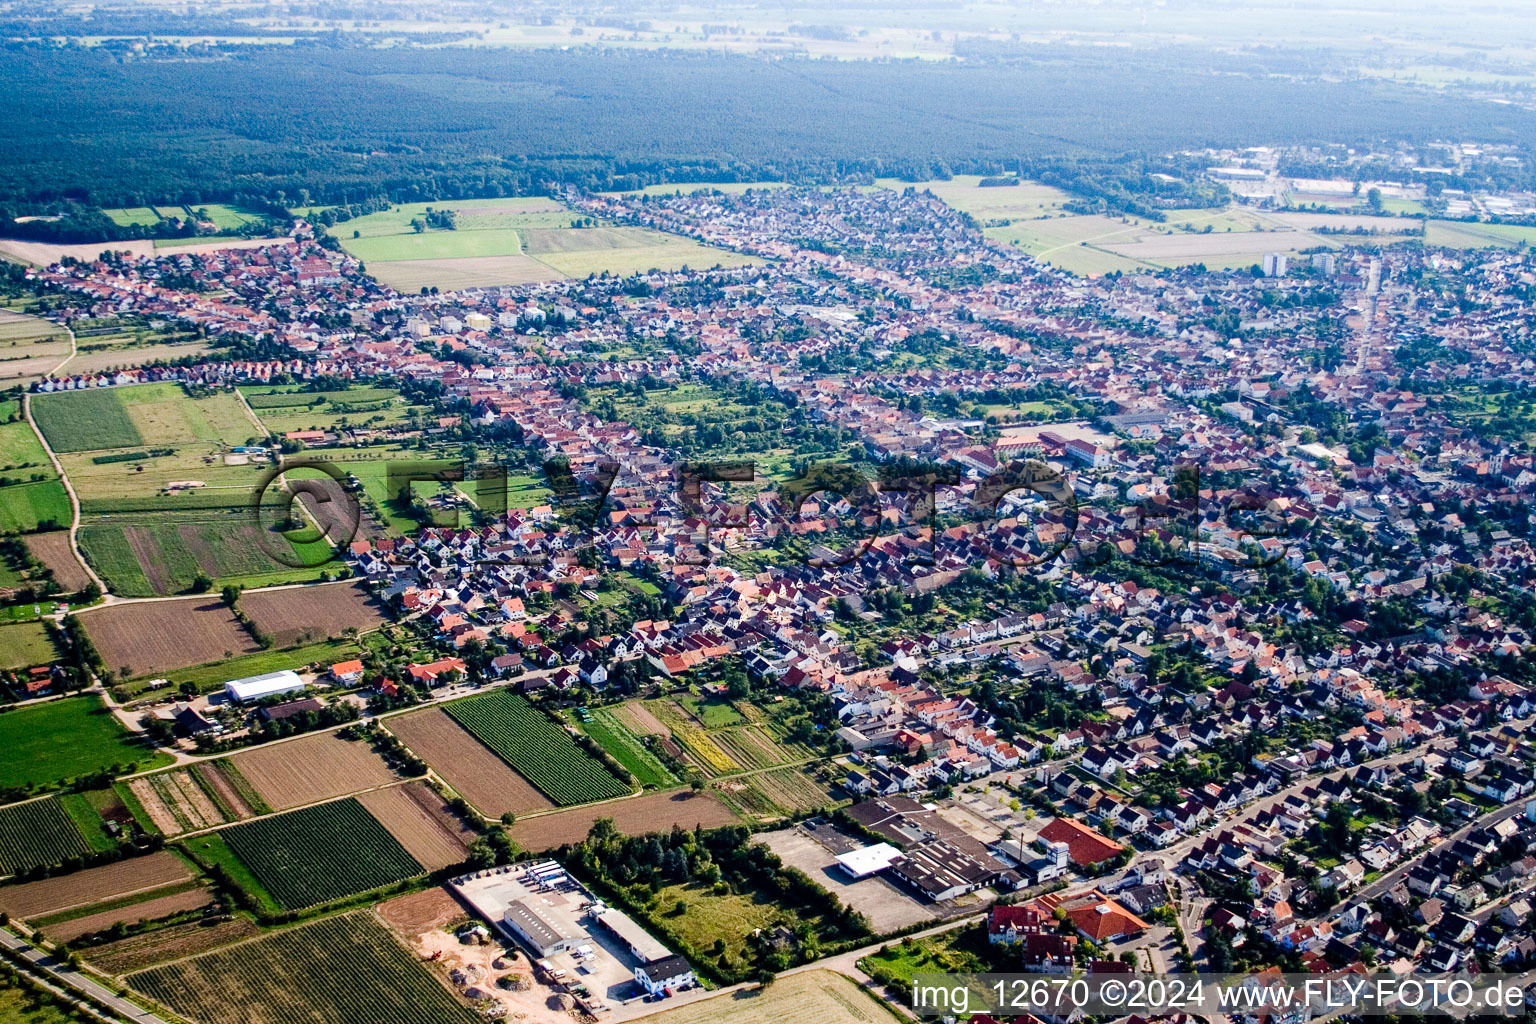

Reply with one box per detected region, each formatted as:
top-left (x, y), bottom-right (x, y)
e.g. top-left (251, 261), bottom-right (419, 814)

top-left (21, 329), bottom-right (107, 598)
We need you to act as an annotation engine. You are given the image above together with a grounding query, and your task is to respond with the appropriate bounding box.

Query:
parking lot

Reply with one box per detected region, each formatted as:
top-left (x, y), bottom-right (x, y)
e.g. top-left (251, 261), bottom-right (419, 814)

top-left (762, 822), bottom-right (942, 933)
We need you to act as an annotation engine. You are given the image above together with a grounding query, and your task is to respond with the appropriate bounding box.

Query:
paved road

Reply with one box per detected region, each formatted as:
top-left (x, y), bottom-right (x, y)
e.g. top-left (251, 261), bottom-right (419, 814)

top-left (0, 924), bottom-right (167, 1024)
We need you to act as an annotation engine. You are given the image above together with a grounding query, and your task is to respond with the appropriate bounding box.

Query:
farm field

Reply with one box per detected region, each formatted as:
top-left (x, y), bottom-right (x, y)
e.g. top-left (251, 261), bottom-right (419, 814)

top-left (238, 580), bottom-right (389, 648)
top-left (0, 695), bottom-right (170, 791)
top-left (30, 389), bottom-right (142, 453)
top-left (363, 254), bottom-right (564, 292)
top-left (44, 885), bottom-right (212, 943)
top-left (0, 310), bottom-right (70, 389)
top-left (0, 620), bottom-right (56, 670)
top-left (33, 382), bottom-right (255, 455)
top-left (385, 707), bottom-right (552, 819)
top-left (0, 798), bottom-right (90, 875)
top-left (606, 181), bottom-right (791, 197)
top-left (445, 690), bottom-right (630, 805)
top-left (129, 912), bottom-right (480, 1024)
top-left (1424, 219), bottom-right (1536, 249)
top-left (717, 766), bottom-right (840, 819)
top-left (508, 789), bottom-right (738, 852)
top-left (356, 781), bottom-right (476, 871)
top-left (0, 850), bottom-right (193, 920)
top-left (239, 382), bottom-right (429, 435)
top-left (533, 229), bottom-right (760, 278)
top-left (67, 338), bottom-right (213, 376)
top-left (333, 197), bottom-right (757, 290)
top-left (23, 532), bottom-right (91, 592)
top-left (77, 599), bottom-right (262, 678)
top-left (0, 480), bottom-right (71, 535)
top-left (218, 798), bottom-right (423, 910)
top-left (126, 760), bottom-right (261, 835)
top-left (194, 203), bottom-right (263, 230)
top-left (882, 175), bottom-right (1075, 220)
top-left (86, 916), bottom-right (261, 976)
top-left (103, 206), bottom-right (162, 227)
top-left (0, 407), bottom-right (50, 468)
top-left (77, 516), bottom-right (327, 597)
top-left (61, 444), bottom-right (270, 507)
top-left (582, 708), bottom-right (678, 788)
top-left (229, 731), bottom-right (399, 812)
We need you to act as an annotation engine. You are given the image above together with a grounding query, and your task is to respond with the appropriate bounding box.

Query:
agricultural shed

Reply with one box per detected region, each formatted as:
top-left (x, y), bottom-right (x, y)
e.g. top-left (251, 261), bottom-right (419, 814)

top-left (225, 669), bottom-right (305, 704)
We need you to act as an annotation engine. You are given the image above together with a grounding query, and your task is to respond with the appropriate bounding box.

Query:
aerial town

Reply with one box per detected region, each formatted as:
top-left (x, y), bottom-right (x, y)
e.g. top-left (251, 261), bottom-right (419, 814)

top-left (5, 127), bottom-right (1536, 1024)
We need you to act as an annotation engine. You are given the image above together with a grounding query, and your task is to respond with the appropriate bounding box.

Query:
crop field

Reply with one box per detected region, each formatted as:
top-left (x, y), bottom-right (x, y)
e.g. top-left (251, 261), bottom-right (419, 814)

top-left (606, 181), bottom-right (791, 197)
top-left (61, 444), bottom-right (270, 507)
top-left (386, 707), bottom-right (552, 818)
top-left (45, 885), bottom-right (212, 943)
top-left (130, 912), bottom-right (480, 1024)
top-left (103, 207), bottom-right (162, 227)
top-left (718, 767), bottom-right (839, 819)
top-left (34, 382), bottom-right (255, 456)
top-left (334, 198), bottom-right (757, 290)
top-left (363, 255), bottom-right (563, 293)
top-left (0, 620), bottom-right (56, 670)
top-left (78, 599), bottom-right (261, 678)
top-left (711, 726), bottom-right (800, 770)
top-left (670, 722), bottom-right (740, 776)
top-left (238, 580), bottom-right (389, 648)
top-left (78, 517), bottom-right (326, 597)
top-left (583, 708), bottom-right (677, 788)
top-left (357, 781), bottom-right (476, 871)
top-left (194, 203), bottom-right (261, 230)
top-left (87, 916), bottom-right (261, 976)
top-left (0, 310), bottom-right (70, 388)
top-left (127, 761), bottom-right (259, 835)
top-left (533, 229), bottom-right (760, 278)
top-left (883, 175), bottom-right (1075, 220)
top-left (68, 339), bottom-right (213, 377)
top-left (632, 970), bottom-right (896, 1024)
top-left (0, 798), bottom-right (90, 875)
top-left (0, 850), bottom-right (193, 920)
top-left (0, 695), bottom-right (170, 790)
top-left (31, 389), bottom-right (144, 453)
top-left (218, 798), bottom-right (423, 909)
top-left (445, 690), bottom-right (629, 805)
top-left (239, 383), bottom-right (427, 435)
top-left (508, 789), bottom-right (738, 852)
top-left (229, 732), bottom-right (398, 812)
top-left (24, 532), bottom-right (91, 592)
top-left (1424, 219), bottom-right (1536, 249)
top-left (0, 479), bottom-right (71, 534)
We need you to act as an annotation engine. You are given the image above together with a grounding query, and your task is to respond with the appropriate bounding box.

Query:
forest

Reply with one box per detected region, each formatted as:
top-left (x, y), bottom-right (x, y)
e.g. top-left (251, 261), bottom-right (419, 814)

top-left (1, 42), bottom-right (1533, 219)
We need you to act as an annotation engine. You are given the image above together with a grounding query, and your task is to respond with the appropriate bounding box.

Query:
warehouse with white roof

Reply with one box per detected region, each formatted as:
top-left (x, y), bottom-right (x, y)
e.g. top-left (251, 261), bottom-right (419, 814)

top-left (224, 669), bottom-right (306, 704)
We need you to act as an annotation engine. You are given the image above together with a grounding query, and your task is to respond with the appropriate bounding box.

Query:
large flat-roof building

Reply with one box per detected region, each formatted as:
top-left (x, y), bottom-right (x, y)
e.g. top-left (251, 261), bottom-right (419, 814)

top-left (503, 898), bottom-right (586, 957)
top-left (835, 842), bottom-right (904, 880)
top-left (224, 669), bottom-right (305, 704)
top-left (592, 907), bottom-right (670, 963)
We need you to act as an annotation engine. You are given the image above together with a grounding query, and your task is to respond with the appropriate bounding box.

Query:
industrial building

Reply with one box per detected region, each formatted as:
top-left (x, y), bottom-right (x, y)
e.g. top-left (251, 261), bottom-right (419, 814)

top-left (834, 842), bottom-right (904, 879)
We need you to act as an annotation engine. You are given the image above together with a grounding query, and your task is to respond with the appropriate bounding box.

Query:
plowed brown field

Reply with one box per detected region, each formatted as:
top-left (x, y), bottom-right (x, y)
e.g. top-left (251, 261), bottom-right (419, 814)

top-left (229, 732), bottom-right (397, 811)
top-left (386, 708), bottom-right (551, 819)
